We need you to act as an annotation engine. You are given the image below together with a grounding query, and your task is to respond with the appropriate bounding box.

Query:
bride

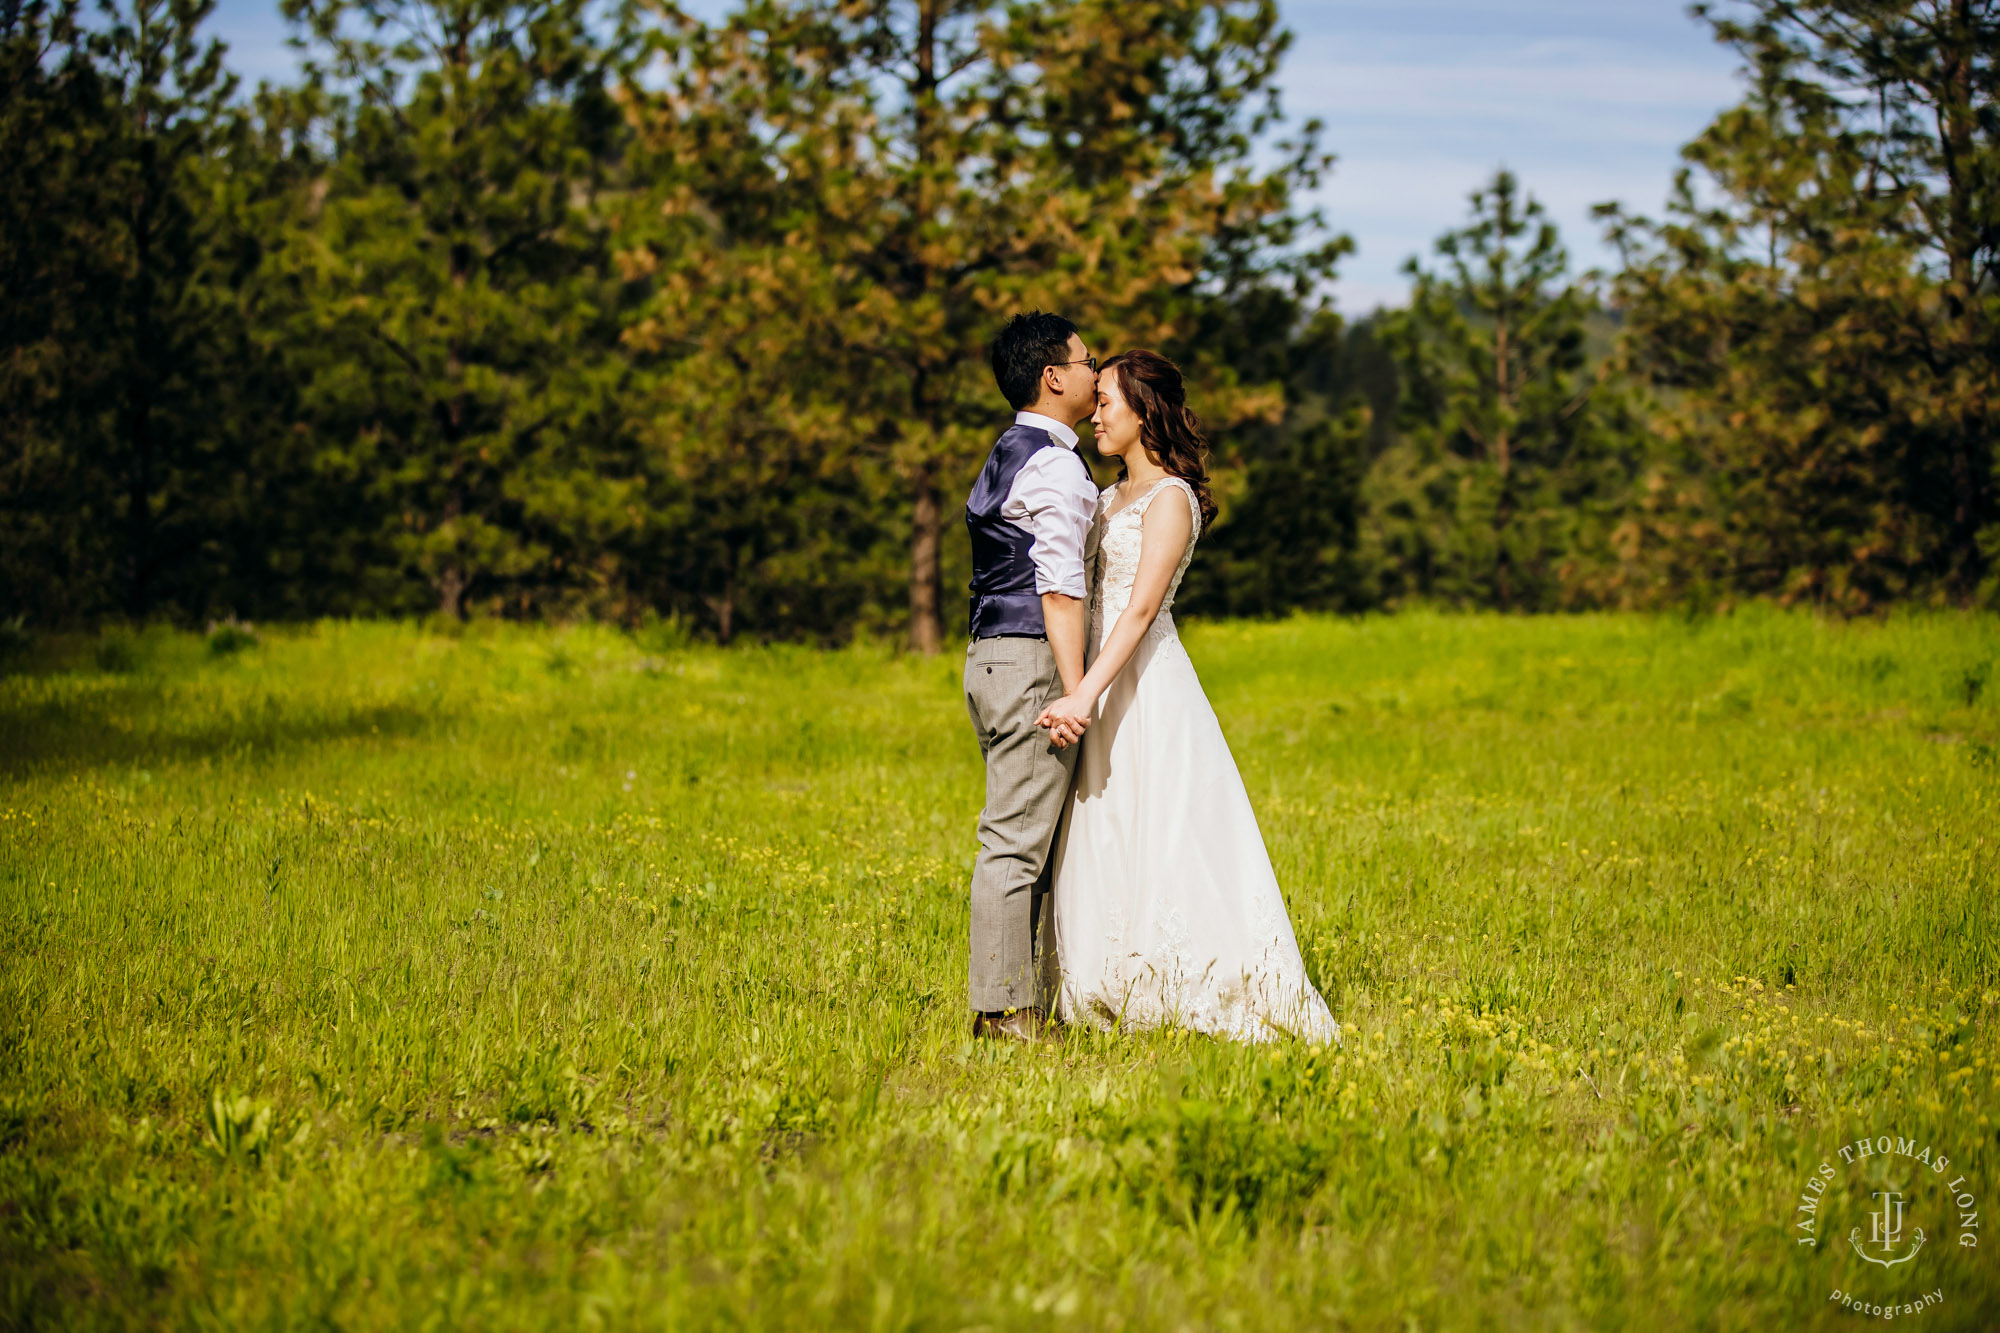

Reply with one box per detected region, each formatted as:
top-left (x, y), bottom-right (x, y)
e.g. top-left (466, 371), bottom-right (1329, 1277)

top-left (1036, 350), bottom-right (1341, 1044)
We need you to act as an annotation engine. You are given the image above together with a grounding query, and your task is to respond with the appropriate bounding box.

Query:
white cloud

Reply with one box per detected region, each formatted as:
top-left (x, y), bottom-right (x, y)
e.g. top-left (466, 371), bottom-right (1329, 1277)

top-left (1293, 57), bottom-right (1738, 125)
top-left (1277, 3), bottom-right (1747, 310)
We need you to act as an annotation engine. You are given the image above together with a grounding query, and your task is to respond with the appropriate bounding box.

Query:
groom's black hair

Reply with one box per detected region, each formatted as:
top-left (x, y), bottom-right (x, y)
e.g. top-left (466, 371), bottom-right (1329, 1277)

top-left (991, 311), bottom-right (1078, 411)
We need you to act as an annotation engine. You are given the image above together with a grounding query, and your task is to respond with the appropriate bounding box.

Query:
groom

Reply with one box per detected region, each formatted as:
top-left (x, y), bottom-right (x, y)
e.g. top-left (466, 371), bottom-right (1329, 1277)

top-left (963, 312), bottom-right (1101, 1042)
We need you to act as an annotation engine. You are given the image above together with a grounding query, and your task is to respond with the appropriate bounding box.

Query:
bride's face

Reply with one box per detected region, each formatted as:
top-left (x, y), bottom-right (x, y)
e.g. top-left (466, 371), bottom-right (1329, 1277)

top-left (1091, 371), bottom-right (1143, 460)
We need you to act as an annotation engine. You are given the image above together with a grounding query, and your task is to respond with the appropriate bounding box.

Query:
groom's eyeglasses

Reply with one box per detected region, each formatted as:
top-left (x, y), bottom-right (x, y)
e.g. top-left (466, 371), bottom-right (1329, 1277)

top-left (1053, 356), bottom-right (1099, 373)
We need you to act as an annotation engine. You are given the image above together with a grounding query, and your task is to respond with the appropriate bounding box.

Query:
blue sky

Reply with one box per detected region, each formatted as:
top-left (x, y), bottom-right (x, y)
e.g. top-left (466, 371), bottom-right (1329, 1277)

top-left (201, 0), bottom-right (1747, 312)
top-left (1279, 2), bottom-right (1744, 309)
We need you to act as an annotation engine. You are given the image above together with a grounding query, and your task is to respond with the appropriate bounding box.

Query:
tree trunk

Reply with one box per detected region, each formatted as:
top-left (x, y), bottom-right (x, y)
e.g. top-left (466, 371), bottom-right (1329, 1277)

top-left (124, 182), bottom-right (155, 619)
top-left (1492, 283), bottom-right (1511, 610)
top-left (1935, 0), bottom-right (1977, 322)
top-left (1932, 0), bottom-right (1986, 591)
top-left (438, 565), bottom-right (465, 620)
top-left (1492, 310), bottom-right (1511, 478)
top-left (904, 0), bottom-right (947, 655)
top-left (703, 584), bottom-right (735, 644)
top-left (909, 465), bottom-right (943, 654)
top-left (125, 372), bottom-right (153, 619)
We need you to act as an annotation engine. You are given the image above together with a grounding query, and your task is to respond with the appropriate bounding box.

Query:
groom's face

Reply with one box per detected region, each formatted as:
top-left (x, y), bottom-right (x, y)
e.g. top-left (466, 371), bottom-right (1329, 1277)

top-left (1046, 334), bottom-right (1098, 424)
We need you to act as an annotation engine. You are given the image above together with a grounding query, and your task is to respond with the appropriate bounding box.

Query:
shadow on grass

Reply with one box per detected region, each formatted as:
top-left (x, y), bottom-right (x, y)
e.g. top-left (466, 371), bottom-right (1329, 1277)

top-left (0, 692), bottom-right (443, 778)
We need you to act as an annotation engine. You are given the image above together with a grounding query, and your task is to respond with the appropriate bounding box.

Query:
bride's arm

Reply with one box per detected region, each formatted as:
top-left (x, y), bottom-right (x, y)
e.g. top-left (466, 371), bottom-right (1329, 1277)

top-left (1037, 493), bottom-right (1192, 733)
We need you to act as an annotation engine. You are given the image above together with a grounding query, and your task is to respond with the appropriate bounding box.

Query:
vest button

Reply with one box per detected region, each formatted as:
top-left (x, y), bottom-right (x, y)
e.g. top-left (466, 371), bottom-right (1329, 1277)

top-left (985, 667), bottom-right (992, 674)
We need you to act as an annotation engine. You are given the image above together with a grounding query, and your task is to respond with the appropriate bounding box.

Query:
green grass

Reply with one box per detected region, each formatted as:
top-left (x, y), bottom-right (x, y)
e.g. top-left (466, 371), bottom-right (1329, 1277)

top-left (3, 610), bottom-right (1998, 1330)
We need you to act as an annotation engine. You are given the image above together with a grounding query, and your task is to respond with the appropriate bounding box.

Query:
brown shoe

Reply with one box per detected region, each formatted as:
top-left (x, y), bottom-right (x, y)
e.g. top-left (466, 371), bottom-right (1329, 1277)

top-left (972, 1007), bottom-right (1055, 1043)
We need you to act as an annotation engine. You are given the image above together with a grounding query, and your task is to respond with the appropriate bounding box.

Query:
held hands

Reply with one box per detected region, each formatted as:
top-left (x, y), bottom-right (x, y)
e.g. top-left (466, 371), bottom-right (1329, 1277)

top-left (1037, 694), bottom-right (1093, 749)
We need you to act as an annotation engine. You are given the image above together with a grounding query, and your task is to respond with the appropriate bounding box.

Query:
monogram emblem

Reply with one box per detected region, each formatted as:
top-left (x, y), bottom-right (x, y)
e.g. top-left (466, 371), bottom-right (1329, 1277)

top-left (1848, 1189), bottom-right (1926, 1268)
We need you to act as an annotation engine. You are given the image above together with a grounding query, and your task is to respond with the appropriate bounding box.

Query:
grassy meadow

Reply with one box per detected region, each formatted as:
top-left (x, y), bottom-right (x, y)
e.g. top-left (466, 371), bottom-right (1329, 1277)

top-left (3, 610), bottom-right (1998, 1330)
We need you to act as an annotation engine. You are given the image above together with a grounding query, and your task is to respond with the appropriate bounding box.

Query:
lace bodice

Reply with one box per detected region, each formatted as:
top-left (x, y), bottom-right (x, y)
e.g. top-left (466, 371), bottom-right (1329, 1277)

top-left (1087, 476), bottom-right (1203, 645)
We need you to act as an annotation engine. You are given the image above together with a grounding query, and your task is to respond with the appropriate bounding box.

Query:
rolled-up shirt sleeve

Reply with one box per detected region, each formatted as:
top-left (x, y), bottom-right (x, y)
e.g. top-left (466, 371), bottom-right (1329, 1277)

top-left (1002, 447), bottom-right (1097, 599)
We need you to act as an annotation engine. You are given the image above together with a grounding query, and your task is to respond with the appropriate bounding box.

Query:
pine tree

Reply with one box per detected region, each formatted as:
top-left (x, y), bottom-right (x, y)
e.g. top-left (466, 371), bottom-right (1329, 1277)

top-left (1368, 171), bottom-right (1636, 609)
top-left (0, 0), bottom-right (122, 620)
top-left (1602, 1), bottom-right (1999, 609)
top-left (624, 0), bottom-right (1335, 650)
top-left (1180, 308), bottom-right (1383, 617)
top-left (0, 0), bottom-right (256, 622)
top-left (274, 0), bottom-right (645, 618)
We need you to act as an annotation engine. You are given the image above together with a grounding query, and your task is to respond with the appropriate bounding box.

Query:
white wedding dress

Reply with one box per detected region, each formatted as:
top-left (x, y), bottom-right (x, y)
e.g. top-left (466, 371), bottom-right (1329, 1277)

top-left (1049, 476), bottom-right (1341, 1043)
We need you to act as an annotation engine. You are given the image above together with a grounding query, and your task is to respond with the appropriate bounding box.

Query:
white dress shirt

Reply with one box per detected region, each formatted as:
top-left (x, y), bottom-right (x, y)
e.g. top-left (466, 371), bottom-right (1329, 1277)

top-left (1003, 411), bottom-right (1098, 599)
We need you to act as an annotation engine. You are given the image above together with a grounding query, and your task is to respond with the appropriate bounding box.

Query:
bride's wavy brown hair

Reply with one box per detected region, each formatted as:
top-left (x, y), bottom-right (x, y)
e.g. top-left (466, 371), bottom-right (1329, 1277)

top-left (1100, 349), bottom-right (1218, 529)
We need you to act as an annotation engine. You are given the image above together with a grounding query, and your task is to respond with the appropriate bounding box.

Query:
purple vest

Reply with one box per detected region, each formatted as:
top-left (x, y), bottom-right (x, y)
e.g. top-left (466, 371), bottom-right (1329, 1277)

top-left (965, 424), bottom-right (1081, 639)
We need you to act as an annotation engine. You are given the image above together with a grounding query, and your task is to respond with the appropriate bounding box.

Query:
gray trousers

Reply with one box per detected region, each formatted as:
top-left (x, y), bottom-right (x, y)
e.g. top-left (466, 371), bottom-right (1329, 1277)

top-left (963, 635), bottom-right (1077, 1013)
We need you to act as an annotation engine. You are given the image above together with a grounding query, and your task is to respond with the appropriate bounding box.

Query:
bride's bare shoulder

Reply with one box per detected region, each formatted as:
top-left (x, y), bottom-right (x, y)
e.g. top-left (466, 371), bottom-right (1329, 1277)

top-left (1157, 476), bottom-right (1201, 530)
top-left (1138, 481), bottom-right (1193, 532)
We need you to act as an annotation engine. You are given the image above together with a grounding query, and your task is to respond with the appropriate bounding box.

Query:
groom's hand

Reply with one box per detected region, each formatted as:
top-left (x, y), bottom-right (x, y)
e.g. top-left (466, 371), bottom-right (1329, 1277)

top-left (1037, 695), bottom-right (1092, 747)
